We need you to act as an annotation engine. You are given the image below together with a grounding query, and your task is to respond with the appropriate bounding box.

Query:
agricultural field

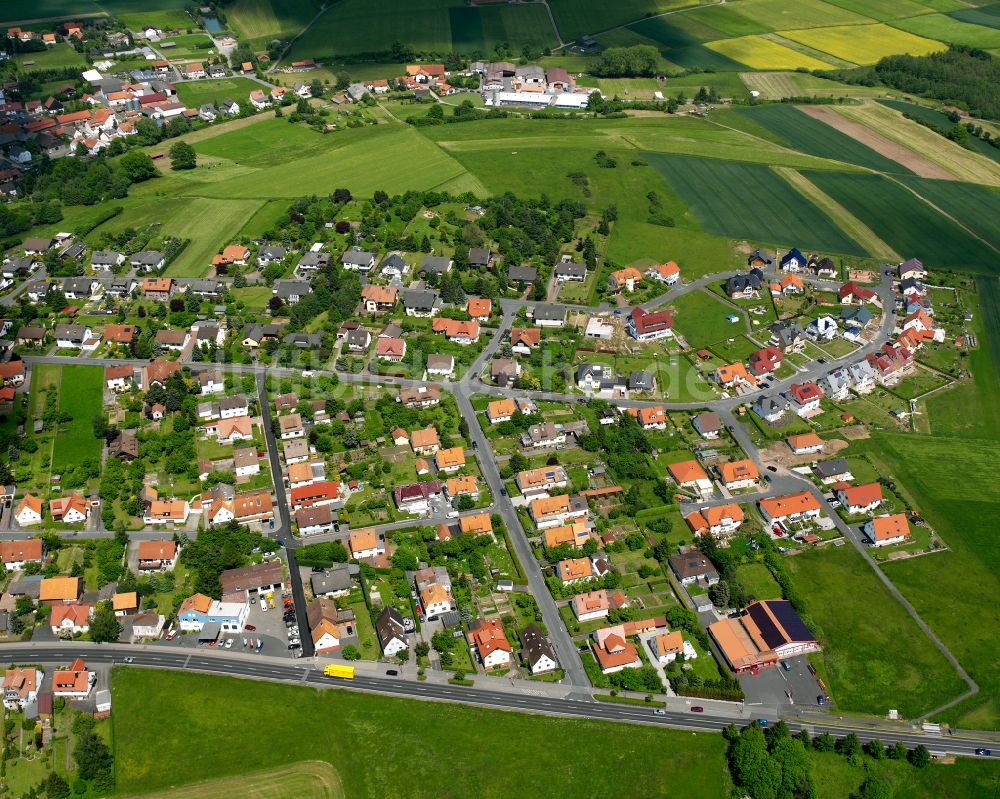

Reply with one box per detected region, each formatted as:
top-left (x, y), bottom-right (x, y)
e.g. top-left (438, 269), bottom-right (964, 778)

top-left (895, 175), bottom-right (1000, 250)
top-left (802, 170), bottom-right (1000, 273)
top-left (816, 0), bottom-right (940, 22)
top-left (894, 12), bottom-right (1000, 48)
top-left (113, 669), bottom-right (731, 798)
top-left (174, 77), bottom-right (261, 110)
top-left (733, 104), bottom-right (915, 173)
top-left (786, 544), bottom-right (968, 718)
top-left (949, 2), bottom-right (1000, 30)
top-left (645, 153), bottom-right (867, 255)
top-left (878, 99), bottom-right (1000, 165)
top-left (227, 0), bottom-right (321, 45)
top-left (726, 0), bottom-right (873, 30)
top-left (98, 0), bottom-right (192, 30)
top-left (286, 0), bottom-right (556, 62)
top-left (779, 22), bottom-right (945, 64)
top-left (705, 34), bottom-right (834, 70)
top-left (738, 70), bottom-right (887, 99)
top-left (547, 0), bottom-right (697, 42)
top-left (128, 762), bottom-right (344, 799)
top-left (15, 45), bottom-right (87, 71)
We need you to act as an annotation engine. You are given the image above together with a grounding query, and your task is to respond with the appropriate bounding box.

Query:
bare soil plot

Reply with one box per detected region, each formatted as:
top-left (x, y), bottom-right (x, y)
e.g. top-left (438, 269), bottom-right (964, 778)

top-left (798, 105), bottom-right (953, 179)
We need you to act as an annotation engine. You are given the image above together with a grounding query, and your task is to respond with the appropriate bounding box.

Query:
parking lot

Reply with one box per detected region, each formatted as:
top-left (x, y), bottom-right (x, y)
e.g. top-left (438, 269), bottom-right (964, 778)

top-left (739, 656), bottom-right (828, 710)
top-left (153, 591), bottom-right (302, 659)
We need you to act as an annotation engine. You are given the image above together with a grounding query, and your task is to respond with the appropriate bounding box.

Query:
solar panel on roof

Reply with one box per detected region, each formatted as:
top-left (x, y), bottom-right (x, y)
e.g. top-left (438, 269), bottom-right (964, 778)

top-left (747, 603), bottom-right (784, 649)
top-left (768, 600), bottom-right (814, 643)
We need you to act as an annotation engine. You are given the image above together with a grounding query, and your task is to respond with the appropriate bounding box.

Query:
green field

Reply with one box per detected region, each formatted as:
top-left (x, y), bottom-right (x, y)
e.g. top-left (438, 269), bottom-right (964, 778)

top-left (49, 365), bottom-right (103, 471)
top-left (734, 562), bottom-right (782, 600)
top-left (547, 0), bottom-right (696, 41)
top-left (669, 289), bottom-right (743, 347)
top-left (16, 45), bottom-right (87, 71)
top-left (803, 170), bottom-right (1000, 273)
top-left (734, 105), bottom-right (916, 174)
top-left (624, 16), bottom-right (746, 70)
top-left (894, 12), bottom-right (1000, 48)
top-left (112, 668), bottom-right (730, 797)
top-left (99, 0), bottom-right (192, 30)
top-left (846, 429), bottom-right (1000, 729)
top-left (287, 0), bottom-right (556, 61)
top-left (174, 77), bottom-right (260, 110)
top-left (786, 544), bottom-right (968, 718)
top-left (895, 175), bottom-right (1000, 250)
top-left (228, 0), bottom-right (320, 45)
top-left (646, 154), bottom-right (867, 255)
top-left (949, 2), bottom-right (1000, 30)
top-left (729, 0), bottom-right (873, 29)
top-left (820, 0), bottom-right (939, 22)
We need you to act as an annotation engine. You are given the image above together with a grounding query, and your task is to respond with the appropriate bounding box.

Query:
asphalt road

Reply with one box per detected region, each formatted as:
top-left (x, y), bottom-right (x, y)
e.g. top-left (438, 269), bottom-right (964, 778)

top-left (8, 643), bottom-right (994, 757)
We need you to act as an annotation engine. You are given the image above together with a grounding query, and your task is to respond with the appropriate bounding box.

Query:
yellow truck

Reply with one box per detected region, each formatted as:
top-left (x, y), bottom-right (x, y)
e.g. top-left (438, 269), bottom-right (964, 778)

top-left (324, 664), bottom-right (355, 680)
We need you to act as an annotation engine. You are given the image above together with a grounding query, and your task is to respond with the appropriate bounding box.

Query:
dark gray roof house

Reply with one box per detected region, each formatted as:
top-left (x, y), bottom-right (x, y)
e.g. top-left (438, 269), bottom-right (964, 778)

top-left (283, 332), bottom-right (321, 349)
top-left (468, 247), bottom-right (491, 267)
top-left (520, 623), bottom-right (557, 673)
top-left (815, 458), bottom-right (852, 480)
top-left (258, 245), bottom-right (287, 264)
top-left (273, 280), bottom-right (311, 303)
top-left (131, 250), bottom-right (164, 269)
top-left (768, 320), bottom-right (805, 351)
top-left (627, 370), bottom-right (655, 392)
top-left (420, 255), bottom-right (452, 274)
top-left (297, 251), bottom-right (329, 270)
top-left (402, 289), bottom-right (440, 314)
top-left (2, 257), bottom-right (33, 277)
top-left (507, 265), bottom-right (538, 283)
top-left (554, 261), bottom-right (587, 280)
top-left (189, 278), bottom-right (223, 297)
top-left (90, 250), bottom-right (122, 268)
top-left (531, 304), bottom-right (566, 325)
top-left (341, 250), bottom-right (376, 270)
top-left (380, 253), bottom-right (406, 275)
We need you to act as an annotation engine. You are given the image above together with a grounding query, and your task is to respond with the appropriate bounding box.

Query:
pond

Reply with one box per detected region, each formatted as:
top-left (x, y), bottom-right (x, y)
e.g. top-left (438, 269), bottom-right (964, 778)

top-left (203, 16), bottom-right (222, 33)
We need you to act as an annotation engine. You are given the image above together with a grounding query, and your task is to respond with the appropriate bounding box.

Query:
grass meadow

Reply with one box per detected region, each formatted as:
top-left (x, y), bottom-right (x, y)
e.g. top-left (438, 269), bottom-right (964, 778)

top-left (786, 544), bottom-right (968, 718)
top-left (112, 668), bottom-right (731, 798)
top-left (669, 289), bottom-right (743, 347)
top-left (174, 77), bottom-right (261, 110)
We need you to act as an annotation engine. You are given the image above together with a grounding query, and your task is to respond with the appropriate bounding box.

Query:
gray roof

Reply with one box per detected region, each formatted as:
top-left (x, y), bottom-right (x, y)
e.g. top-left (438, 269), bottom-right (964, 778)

top-left (627, 370), bottom-right (654, 391)
top-left (554, 262), bottom-right (586, 278)
top-left (62, 277), bottom-right (95, 295)
top-left (131, 250), bottom-right (164, 265)
top-left (420, 255), bottom-right (451, 274)
top-left (54, 323), bottom-right (89, 341)
top-left (753, 394), bottom-right (788, 417)
top-left (402, 289), bottom-right (439, 310)
top-left (380, 253), bottom-right (405, 272)
top-left (815, 458), bottom-right (850, 478)
top-left (468, 247), bottom-right (490, 266)
top-left (283, 332), bottom-right (321, 348)
top-left (259, 246), bottom-right (287, 260)
top-left (273, 279), bottom-right (310, 299)
top-left (298, 251), bottom-right (329, 268)
top-left (375, 606), bottom-right (407, 648)
top-left (532, 304), bottom-right (566, 322)
top-left (189, 279), bottom-right (222, 295)
top-left (341, 250), bottom-right (374, 266)
top-left (90, 250), bottom-right (122, 265)
top-left (219, 394), bottom-right (248, 412)
top-left (311, 568), bottom-right (353, 595)
top-left (507, 265), bottom-right (537, 282)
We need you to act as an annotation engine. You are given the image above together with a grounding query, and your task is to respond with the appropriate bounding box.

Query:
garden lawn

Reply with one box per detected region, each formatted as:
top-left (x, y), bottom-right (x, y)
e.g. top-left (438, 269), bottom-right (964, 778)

top-left (786, 544), bottom-right (967, 718)
top-left (669, 289), bottom-right (743, 347)
top-left (646, 154), bottom-right (867, 255)
top-left (112, 668), bottom-right (730, 797)
top-left (802, 170), bottom-right (999, 273)
top-left (51, 365), bottom-right (102, 471)
top-left (174, 77), bottom-right (261, 110)
top-left (734, 562), bottom-right (782, 600)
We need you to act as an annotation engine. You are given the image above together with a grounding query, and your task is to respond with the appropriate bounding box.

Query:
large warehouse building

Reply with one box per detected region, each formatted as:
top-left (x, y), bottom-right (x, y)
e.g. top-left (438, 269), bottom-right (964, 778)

top-left (708, 599), bottom-right (819, 674)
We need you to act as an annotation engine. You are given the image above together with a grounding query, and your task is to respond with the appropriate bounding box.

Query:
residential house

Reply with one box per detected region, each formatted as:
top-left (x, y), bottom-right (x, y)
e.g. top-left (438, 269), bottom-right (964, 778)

top-left (713, 363), bottom-right (756, 391)
top-left (718, 459), bottom-right (759, 490)
top-left (647, 261), bottom-right (680, 285)
top-left (233, 447), bottom-right (260, 478)
top-left (510, 327), bottom-right (540, 355)
top-left (531, 304), bottom-right (567, 328)
top-left (837, 482), bottom-right (884, 515)
top-left (516, 465), bottom-right (568, 498)
top-left (420, 255), bottom-right (452, 275)
top-left (104, 364), bottom-right (134, 392)
top-left (520, 624), bottom-right (558, 674)
top-left (0, 361), bottom-right (26, 387)
top-left (693, 411), bottom-right (722, 439)
top-left (39, 576), bottom-right (80, 603)
top-left (137, 540), bottom-right (177, 571)
top-left (806, 315), bottom-right (838, 341)
top-left (863, 513), bottom-right (910, 547)
top-left (426, 354), bottom-right (454, 377)
top-left (847, 359), bottom-right (876, 394)
top-left (607, 267), bottom-right (642, 294)
top-left (591, 628), bottom-right (641, 674)
top-left (50, 604), bottom-right (93, 635)
top-left (521, 422), bottom-right (566, 448)
top-left (768, 321), bottom-right (805, 353)
top-left (668, 460), bottom-right (713, 500)
top-left (530, 494), bottom-right (588, 530)
top-left (787, 432), bottom-right (824, 455)
top-left (0, 538), bottom-right (43, 570)
top-left (341, 250), bottom-right (376, 272)
top-left (573, 589), bottom-right (611, 621)
top-left (626, 307), bottom-right (673, 342)
top-left (401, 289), bottom-right (440, 317)
top-left (468, 617), bottom-right (512, 670)
top-left (376, 607), bottom-right (409, 657)
top-left (725, 269), bottom-right (764, 298)
top-left (780, 248), bottom-right (805, 272)
top-left (435, 446), bottom-right (466, 474)
top-left (467, 297), bottom-right (492, 320)
top-left (15, 495), bottom-right (43, 527)
top-left (3, 667), bottom-right (41, 710)
top-left (361, 285), bottom-right (398, 314)
top-left (758, 492), bottom-right (822, 526)
top-left (48, 492), bottom-right (88, 524)
top-left (748, 345), bottom-right (782, 376)
top-left (51, 659), bottom-right (95, 698)
top-left (684, 503), bottom-right (745, 539)
top-left (554, 261), bottom-right (586, 282)
top-left (490, 358), bottom-right (521, 388)
top-left (141, 276), bottom-right (173, 301)
top-left (668, 551), bottom-right (719, 586)
top-left (131, 251), bottom-right (165, 272)
top-left (308, 598), bottom-right (358, 654)
top-left (431, 318), bottom-right (479, 345)
top-left (542, 520), bottom-right (590, 550)
top-left (398, 385), bottom-right (441, 408)
top-left (818, 369), bottom-right (850, 401)
top-left (54, 324), bottom-right (92, 348)
top-left (786, 382), bottom-right (823, 418)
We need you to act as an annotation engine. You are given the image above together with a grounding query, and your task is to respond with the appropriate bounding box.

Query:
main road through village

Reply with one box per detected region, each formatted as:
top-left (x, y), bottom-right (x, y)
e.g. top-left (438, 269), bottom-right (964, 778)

top-left (5, 266), bottom-right (995, 755)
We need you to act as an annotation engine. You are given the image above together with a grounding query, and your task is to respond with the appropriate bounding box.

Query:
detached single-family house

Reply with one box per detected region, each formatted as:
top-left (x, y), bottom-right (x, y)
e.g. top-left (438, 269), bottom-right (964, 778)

top-left (863, 513), bottom-right (909, 547)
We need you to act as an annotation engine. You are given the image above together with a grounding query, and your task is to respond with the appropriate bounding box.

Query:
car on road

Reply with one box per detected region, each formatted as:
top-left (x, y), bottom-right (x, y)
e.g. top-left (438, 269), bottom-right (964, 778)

top-left (817, 695), bottom-right (827, 705)
top-left (500, 487), bottom-right (507, 496)
top-left (653, 709), bottom-right (666, 716)
top-left (781, 660), bottom-right (790, 670)
top-left (276, 539), bottom-right (285, 547)
top-left (386, 669), bottom-right (399, 676)
top-left (817, 358), bottom-right (826, 364)
top-left (287, 642), bottom-right (301, 650)
top-left (757, 718), bottom-right (768, 726)
top-left (245, 624), bottom-right (256, 631)
top-left (123, 657), bottom-right (134, 663)
top-left (766, 465), bottom-right (777, 472)
top-left (690, 706), bottom-right (704, 713)
top-left (261, 602), bottom-right (268, 612)
top-left (975, 748), bottom-right (992, 756)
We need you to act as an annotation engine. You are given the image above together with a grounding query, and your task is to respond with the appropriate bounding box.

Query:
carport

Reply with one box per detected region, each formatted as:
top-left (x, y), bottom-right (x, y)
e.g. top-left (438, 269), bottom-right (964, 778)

top-left (197, 622), bottom-right (221, 643)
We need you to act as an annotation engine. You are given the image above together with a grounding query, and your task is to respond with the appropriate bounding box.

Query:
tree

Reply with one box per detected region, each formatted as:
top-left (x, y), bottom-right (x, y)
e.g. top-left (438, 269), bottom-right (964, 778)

top-left (908, 744), bottom-right (930, 768)
top-left (415, 641), bottom-right (430, 658)
top-left (169, 141), bottom-right (197, 170)
top-left (342, 644), bottom-right (361, 660)
top-left (73, 729), bottom-right (113, 780)
top-left (889, 741), bottom-right (908, 760)
top-left (88, 604), bottom-right (122, 643)
top-left (836, 733), bottom-right (862, 758)
top-left (729, 723), bottom-right (781, 799)
top-left (866, 738), bottom-right (886, 760)
top-left (708, 579), bottom-right (729, 608)
top-left (858, 776), bottom-right (893, 799)
top-left (45, 772), bottom-right (70, 799)
top-left (812, 733), bottom-right (835, 752)
top-left (119, 149), bottom-right (157, 182)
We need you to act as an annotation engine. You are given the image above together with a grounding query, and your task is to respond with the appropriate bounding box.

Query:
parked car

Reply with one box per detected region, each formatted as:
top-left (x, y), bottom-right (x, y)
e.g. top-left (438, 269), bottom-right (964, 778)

top-left (224, 639), bottom-right (233, 649)
top-left (245, 624), bottom-right (256, 631)
top-left (386, 669), bottom-right (399, 676)
top-left (287, 642), bottom-right (301, 650)
top-left (690, 706), bottom-right (704, 713)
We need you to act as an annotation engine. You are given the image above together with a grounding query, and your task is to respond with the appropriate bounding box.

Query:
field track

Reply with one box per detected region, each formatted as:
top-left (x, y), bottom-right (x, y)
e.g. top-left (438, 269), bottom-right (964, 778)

top-left (122, 761), bottom-right (344, 799)
top-left (797, 105), bottom-right (952, 179)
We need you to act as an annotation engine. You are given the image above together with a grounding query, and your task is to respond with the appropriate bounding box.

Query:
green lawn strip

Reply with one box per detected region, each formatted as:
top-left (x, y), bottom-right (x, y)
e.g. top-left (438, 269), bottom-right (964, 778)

top-left (52, 365), bottom-right (103, 471)
top-left (785, 544), bottom-right (967, 718)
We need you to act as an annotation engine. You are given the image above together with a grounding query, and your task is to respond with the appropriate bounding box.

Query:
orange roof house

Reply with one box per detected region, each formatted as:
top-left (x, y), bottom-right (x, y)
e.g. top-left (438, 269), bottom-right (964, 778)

top-left (459, 512), bottom-right (492, 536)
top-left (543, 520), bottom-right (589, 549)
top-left (714, 362), bottom-right (756, 387)
top-left (435, 446), bottom-right (466, 472)
top-left (759, 492), bottom-right (822, 523)
top-left (864, 513), bottom-right (910, 544)
top-left (668, 460), bottom-right (709, 485)
top-left (467, 617), bottom-right (512, 668)
top-left (410, 426), bottom-right (440, 452)
top-left (487, 398), bottom-right (517, 423)
top-left (510, 327), bottom-right (541, 349)
top-left (0, 538), bottom-right (43, 566)
top-left (556, 557), bottom-right (593, 584)
top-left (431, 318), bottom-right (480, 342)
top-left (467, 297), bottom-right (492, 319)
top-left (718, 459), bottom-right (759, 487)
top-left (39, 576), bottom-right (80, 603)
top-left (445, 475), bottom-right (478, 498)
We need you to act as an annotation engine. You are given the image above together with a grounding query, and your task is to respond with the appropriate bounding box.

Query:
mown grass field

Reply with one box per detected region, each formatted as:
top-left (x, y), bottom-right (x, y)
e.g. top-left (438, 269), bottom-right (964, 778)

top-left (122, 762), bottom-right (344, 799)
top-left (803, 170), bottom-right (999, 272)
top-left (818, 0), bottom-right (939, 22)
top-left (734, 104), bottom-right (915, 173)
top-left (49, 365), bottom-right (103, 471)
top-left (786, 544), bottom-right (968, 718)
top-left (15, 45), bottom-right (87, 71)
top-left (112, 669), bottom-right (731, 798)
top-left (646, 153), bottom-right (867, 255)
top-left (780, 22), bottom-right (945, 64)
top-left (99, 0), bottom-right (191, 30)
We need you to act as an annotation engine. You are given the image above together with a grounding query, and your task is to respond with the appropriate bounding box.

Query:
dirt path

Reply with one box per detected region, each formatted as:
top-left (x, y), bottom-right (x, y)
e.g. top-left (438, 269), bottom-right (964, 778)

top-left (798, 105), bottom-right (955, 180)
